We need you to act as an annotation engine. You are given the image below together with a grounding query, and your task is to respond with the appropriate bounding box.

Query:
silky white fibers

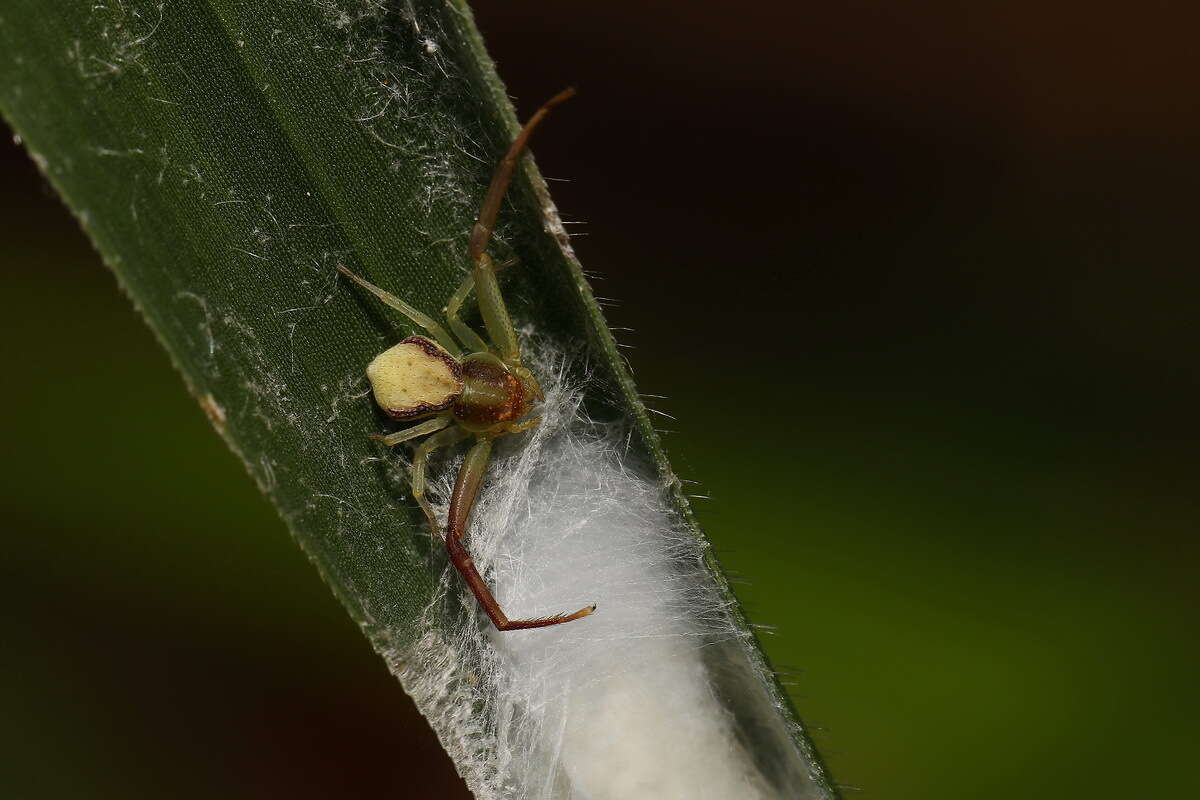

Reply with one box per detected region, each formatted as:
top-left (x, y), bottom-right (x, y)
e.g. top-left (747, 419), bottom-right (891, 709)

top-left (385, 341), bottom-right (821, 800)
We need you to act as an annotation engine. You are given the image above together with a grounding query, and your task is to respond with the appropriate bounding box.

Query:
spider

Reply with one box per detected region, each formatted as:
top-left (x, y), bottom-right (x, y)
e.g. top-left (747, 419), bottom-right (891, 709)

top-left (337, 88), bottom-right (595, 632)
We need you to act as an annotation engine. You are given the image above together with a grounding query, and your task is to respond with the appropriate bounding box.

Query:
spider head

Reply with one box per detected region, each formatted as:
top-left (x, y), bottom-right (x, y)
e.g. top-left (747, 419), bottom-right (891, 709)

top-left (508, 362), bottom-right (543, 407)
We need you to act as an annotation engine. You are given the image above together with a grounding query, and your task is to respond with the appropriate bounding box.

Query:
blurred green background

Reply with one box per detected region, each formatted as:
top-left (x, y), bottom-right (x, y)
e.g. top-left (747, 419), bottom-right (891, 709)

top-left (2, 1), bottom-right (1197, 798)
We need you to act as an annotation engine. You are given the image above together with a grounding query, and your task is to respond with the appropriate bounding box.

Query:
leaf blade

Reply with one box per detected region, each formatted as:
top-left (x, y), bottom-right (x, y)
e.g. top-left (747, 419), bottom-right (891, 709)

top-left (0, 1), bottom-right (838, 796)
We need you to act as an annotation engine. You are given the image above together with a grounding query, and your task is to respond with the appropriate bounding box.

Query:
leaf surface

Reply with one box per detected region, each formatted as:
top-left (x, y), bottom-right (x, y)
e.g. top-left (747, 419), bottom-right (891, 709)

top-left (0, 1), bottom-right (837, 796)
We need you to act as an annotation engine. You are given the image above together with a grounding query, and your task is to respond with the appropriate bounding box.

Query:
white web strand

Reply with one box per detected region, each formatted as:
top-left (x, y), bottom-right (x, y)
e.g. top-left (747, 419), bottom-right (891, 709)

top-left (388, 343), bottom-right (821, 799)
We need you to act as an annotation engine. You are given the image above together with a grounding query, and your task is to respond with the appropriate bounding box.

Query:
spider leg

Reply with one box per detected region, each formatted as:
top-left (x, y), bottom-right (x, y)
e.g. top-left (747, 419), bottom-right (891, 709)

top-left (467, 87), bottom-right (575, 265)
top-left (370, 415), bottom-right (451, 447)
top-left (337, 264), bottom-right (462, 357)
top-left (473, 252), bottom-right (521, 361)
top-left (443, 258), bottom-right (519, 356)
top-left (466, 88), bottom-right (575, 363)
top-left (411, 424), bottom-right (470, 535)
top-left (443, 273), bottom-right (490, 355)
top-left (503, 416), bottom-right (541, 435)
top-left (446, 436), bottom-right (595, 631)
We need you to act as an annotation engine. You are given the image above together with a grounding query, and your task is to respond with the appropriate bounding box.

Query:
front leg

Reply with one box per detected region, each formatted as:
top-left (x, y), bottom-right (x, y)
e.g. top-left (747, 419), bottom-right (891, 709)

top-left (445, 437), bottom-right (595, 631)
top-left (473, 252), bottom-right (521, 362)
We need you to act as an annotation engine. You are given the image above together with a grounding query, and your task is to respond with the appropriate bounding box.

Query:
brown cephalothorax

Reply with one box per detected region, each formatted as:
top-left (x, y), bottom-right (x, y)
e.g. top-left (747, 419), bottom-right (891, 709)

top-left (454, 353), bottom-right (539, 430)
top-left (337, 89), bottom-right (594, 632)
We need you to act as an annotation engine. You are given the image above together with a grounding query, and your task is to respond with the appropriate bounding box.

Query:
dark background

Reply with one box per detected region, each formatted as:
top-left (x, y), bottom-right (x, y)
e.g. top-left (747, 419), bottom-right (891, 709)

top-left (3, 1), bottom-right (1197, 797)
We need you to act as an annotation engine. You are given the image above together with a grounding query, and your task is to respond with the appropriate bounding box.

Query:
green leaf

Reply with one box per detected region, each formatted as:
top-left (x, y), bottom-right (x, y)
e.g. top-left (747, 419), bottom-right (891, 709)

top-left (0, 0), bottom-right (837, 796)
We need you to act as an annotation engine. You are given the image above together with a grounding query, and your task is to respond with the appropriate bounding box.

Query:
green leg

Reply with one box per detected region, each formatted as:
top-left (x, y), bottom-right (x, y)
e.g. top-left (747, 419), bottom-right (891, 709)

top-left (370, 416), bottom-right (451, 447)
top-left (473, 252), bottom-right (520, 361)
top-left (411, 425), bottom-right (470, 534)
top-left (337, 265), bottom-right (462, 357)
top-left (443, 274), bottom-right (490, 354)
top-left (446, 437), bottom-right (494, 543)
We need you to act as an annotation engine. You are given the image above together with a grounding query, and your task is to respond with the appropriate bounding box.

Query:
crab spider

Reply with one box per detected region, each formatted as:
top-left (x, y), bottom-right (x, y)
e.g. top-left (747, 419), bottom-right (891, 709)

top-left (338, 88), bottom-right (594, 632)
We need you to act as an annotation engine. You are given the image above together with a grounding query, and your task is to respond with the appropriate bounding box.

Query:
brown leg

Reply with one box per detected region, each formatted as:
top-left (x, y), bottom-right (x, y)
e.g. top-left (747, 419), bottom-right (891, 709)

top-left (446, 437), bottom-right (595, 631)
top-left (467, 89), bottom-right (576, 362)
top-left (467, 88), bottom-right (576, 264)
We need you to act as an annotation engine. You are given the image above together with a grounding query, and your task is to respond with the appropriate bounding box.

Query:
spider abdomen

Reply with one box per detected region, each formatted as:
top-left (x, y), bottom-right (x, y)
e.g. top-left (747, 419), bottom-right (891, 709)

top-left (367, 336), bottom-right (463, 420)
top-left (453, 353), bottom-right (535, 430)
